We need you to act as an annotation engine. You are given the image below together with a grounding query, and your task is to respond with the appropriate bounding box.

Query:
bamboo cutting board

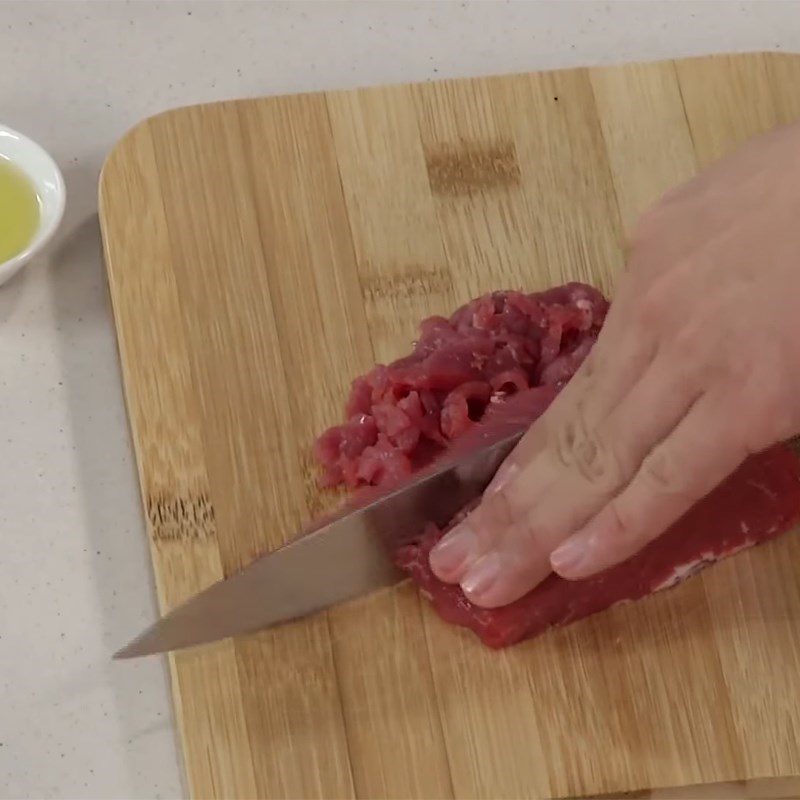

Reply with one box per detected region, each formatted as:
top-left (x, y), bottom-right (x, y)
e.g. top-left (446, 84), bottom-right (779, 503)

top-left (99, 53), bottom-right (800, 800)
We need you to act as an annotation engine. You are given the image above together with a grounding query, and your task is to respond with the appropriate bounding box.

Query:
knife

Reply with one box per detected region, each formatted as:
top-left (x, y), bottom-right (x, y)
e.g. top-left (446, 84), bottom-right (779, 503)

top-left (114, 427), bottom-right (524, 659)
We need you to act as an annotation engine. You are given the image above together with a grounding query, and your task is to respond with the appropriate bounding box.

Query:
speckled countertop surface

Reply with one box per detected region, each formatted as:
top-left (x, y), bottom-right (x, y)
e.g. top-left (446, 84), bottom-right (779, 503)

top-left (2, 2), bottom-right (800, 798)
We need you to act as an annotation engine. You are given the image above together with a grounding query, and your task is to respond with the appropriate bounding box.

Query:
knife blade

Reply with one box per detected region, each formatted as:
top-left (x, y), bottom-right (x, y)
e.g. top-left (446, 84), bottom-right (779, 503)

top-left (115, 427), bottom-right (524, 659)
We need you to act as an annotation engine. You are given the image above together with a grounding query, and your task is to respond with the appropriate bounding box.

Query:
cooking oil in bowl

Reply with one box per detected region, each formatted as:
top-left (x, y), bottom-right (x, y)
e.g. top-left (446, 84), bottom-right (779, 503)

top-left (0, 158), bottom-right (40, 264)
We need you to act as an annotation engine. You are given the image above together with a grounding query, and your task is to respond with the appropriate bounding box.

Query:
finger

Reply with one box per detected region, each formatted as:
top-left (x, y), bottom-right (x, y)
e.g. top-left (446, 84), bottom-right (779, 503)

top-left (430, 355), bottom-right (604, 583)
top-left (497, 344), bottom-right (704, 542)
top-left (431, 268), bottom-right (681, 593)
top-left (459, 517), bottom-right (553, 608)
top-left (487, 292), bottom-right (657, 497)
top-left (498, 342), bottom-right (702, 518)
top-left (457, 349), bottom-right (702, 607)
top-left (485, 280), bottom-right (643, 495)
top-left (551, 390), bottom-right (746, 579)
top-left (487, 260), bottom-right (671, 496)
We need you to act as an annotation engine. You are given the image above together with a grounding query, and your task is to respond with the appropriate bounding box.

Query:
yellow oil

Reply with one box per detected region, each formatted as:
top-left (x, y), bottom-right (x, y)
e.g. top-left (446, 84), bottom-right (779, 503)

top-left (0, 159), bottom-right (40, 264)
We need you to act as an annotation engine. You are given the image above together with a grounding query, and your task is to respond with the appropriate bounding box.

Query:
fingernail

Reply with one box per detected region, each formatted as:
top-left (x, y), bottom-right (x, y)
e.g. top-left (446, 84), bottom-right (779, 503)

top-left (430, 525), bottom-right (477, 578)
top-left (550, 536), bottom-right (588, 576)
top-left (461, 552), bottom-right (502, 600)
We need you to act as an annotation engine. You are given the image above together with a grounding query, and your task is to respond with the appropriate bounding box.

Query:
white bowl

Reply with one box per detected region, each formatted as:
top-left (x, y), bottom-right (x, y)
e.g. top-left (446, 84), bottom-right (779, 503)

top-left (0, 124), bottom-right (66, 287)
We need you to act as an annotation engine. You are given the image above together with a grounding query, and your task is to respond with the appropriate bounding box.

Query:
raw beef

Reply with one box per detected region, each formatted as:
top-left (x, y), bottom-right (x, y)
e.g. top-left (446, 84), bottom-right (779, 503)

top-left (314, 284), bottom-right (608, 489)
top-left (312, 283), bottom-right (800, 649)
top-left (395, 412), bottom-right (800, 648)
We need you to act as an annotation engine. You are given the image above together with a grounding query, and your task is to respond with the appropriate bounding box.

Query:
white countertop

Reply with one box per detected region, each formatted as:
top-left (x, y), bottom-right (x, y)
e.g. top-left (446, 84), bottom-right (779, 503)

top-left (2, 2), bottom-right (800, 798)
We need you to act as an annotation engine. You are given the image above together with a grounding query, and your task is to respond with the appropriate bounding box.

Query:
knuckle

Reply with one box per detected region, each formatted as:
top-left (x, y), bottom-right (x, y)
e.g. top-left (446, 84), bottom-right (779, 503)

top-left (634, 284), bottom-right (667, 329)
top-left (479, 486), bottom-right (517, 529)
top-left (664, 346), bottom-right (705, 394)
top-left (518, 513), bottom-right (560, 554)
top-left (596, 499), bottom-right (652, 563)
top-left (551, 409), bottom-right (621, 490)
top-left (579, 348), bottom-right (604, 384)
top-left (459, 508), bottom-right (499, 552)
top-left (672, 323), bottom-right (702, 357)
top-left (635, 269), bottom-right (686, 332)
top-left (640, 447), bottom-right (689, 497)
top-left (602, 501), bottom-right (638, 549)
top-left (523, 511), bottom-right (564, 553)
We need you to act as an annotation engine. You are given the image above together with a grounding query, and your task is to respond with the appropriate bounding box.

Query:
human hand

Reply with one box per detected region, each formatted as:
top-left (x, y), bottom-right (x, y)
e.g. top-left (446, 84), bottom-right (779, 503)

top-left (429, 121), bottom-right (800, 608)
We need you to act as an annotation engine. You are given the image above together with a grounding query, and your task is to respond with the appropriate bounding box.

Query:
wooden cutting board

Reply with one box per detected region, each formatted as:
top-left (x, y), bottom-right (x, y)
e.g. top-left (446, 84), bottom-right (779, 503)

top-left (99, 53), bottom-right (800, 800)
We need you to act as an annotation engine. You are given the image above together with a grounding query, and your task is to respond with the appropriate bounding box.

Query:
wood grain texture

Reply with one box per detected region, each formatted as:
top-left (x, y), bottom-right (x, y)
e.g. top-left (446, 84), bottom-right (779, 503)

top-left (99, 53), bottom-right (800, 800)
top-left (325, 85), bottom-right (455, 800)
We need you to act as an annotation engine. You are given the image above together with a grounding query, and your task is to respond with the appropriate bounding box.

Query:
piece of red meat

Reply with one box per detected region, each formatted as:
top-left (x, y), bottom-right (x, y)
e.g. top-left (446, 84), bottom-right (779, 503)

top-left (390, 383), bottom-right (800, 647)
top-left (312, 281), bottom-right (800, 649)
top-left (314, 283), bottom-right (607, 488)
top-left (395, 403), bottom-right (800, 648)
top-left (440, 381), bottom-right (493, 439)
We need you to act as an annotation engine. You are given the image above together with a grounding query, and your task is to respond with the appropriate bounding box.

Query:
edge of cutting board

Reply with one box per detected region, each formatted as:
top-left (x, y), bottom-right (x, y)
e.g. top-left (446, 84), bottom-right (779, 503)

top-left (99, 49), bottom-right (794, 186)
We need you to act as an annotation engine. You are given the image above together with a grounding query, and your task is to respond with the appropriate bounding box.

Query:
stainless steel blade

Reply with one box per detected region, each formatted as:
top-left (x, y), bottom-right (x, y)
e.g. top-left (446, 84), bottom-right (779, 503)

top-left (115, 427), bottom-right (524, 659)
